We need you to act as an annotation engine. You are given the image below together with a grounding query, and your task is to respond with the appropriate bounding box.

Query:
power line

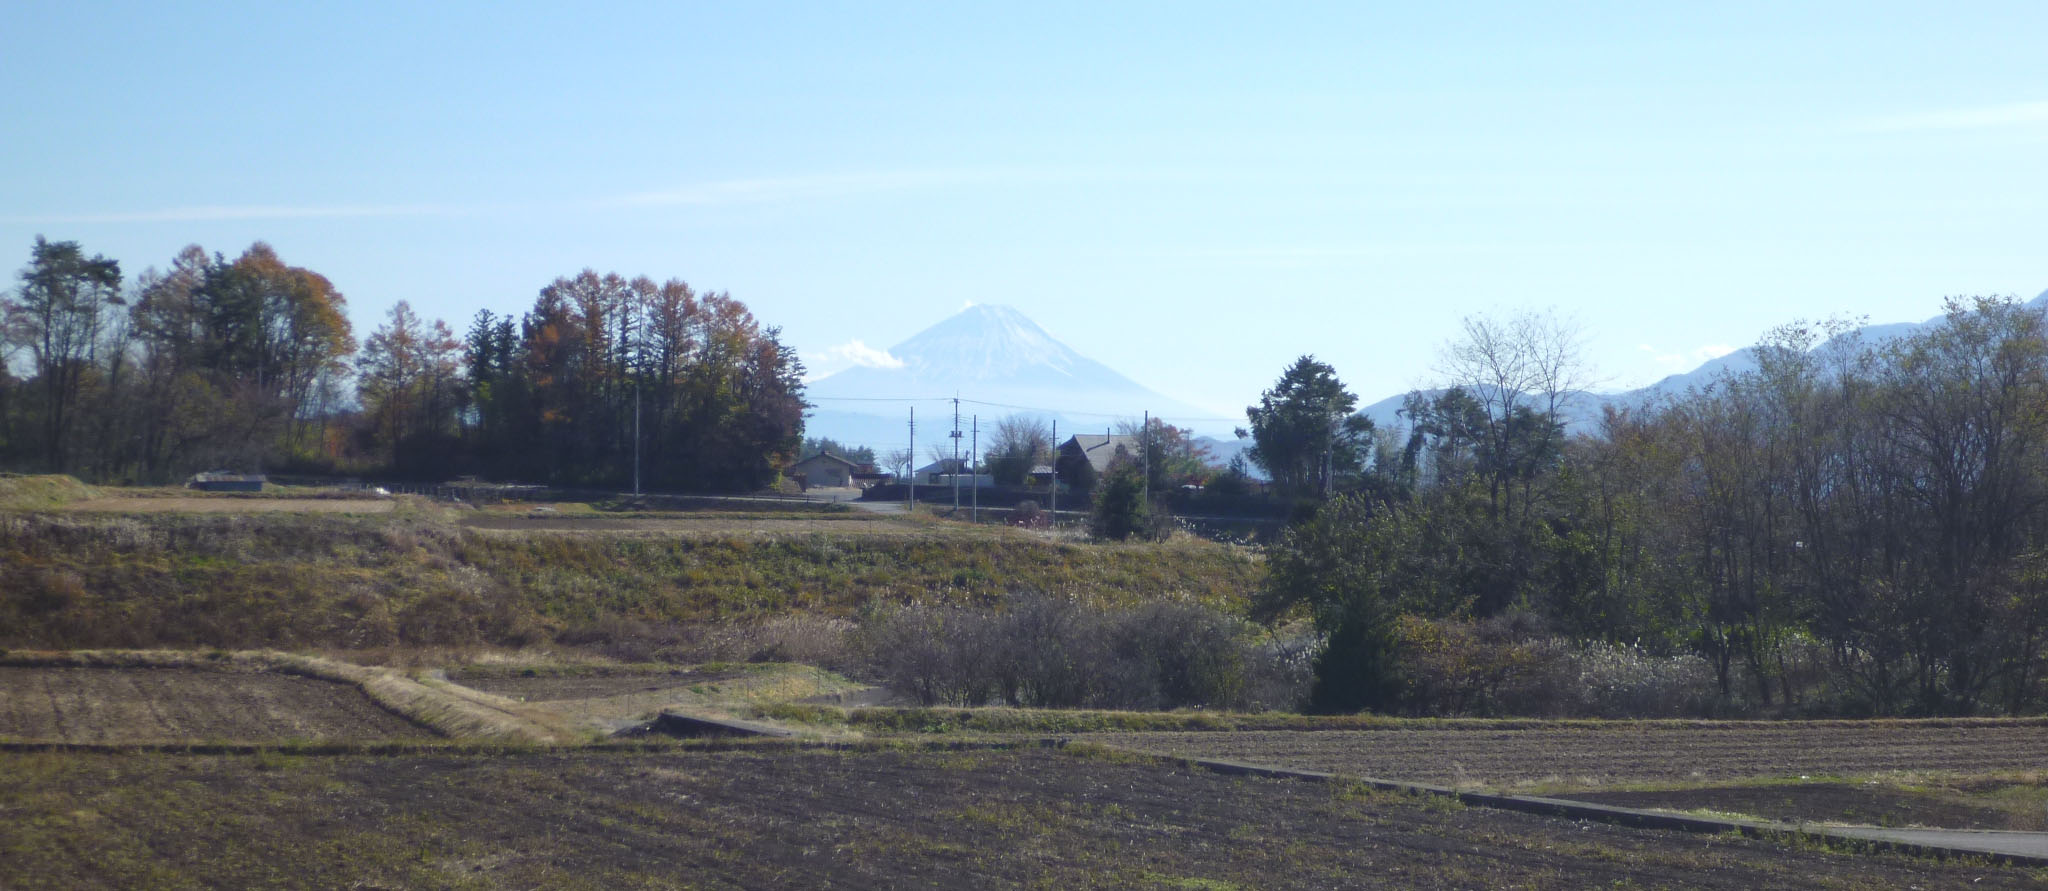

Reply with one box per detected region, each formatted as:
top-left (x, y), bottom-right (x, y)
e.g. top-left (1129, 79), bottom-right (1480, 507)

top-left (808, 394), bottom-right (1239, 424)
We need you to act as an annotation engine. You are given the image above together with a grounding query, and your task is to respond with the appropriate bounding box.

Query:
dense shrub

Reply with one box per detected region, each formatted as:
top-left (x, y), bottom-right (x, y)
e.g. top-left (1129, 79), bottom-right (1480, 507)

top-left (1378, 614), bottom-right (1720, 717)
top-left (1009, 500), bottom-right (1048, 529)
top-left (1393, 614), bottom-right (1578, 717)
top-left (853, 592), bottom-right (1306, 711)
top-left (1573, 639), bottom-right (1719, 718)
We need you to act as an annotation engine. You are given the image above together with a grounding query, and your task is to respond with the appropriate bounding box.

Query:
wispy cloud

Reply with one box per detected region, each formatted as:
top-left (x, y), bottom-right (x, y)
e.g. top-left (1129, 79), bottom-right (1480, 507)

top-left (609, 169), bottom-right (1058, 208)
top-left (1857, 101), bottom-right (2048, 133)
top-left (0, 202), bottom-right (469, 225)
top-left (7, 167), bottom-right (1124, 225)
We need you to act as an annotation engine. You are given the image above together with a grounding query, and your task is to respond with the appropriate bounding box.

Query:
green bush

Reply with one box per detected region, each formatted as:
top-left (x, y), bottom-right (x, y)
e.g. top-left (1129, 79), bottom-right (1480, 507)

top-left (1089, 465), bottom-right (1148, 541)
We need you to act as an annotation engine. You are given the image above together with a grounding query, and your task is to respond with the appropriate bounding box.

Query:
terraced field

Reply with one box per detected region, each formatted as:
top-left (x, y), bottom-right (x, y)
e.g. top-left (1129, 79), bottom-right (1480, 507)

top-left (0, 665), bottom-right (432, 743)
top-left (63, 496), bottom-right (395, 513)
top-left (3, 746), bottom-right (2039, 890)
top-left (1083, 720), bottom-right (2048, 789)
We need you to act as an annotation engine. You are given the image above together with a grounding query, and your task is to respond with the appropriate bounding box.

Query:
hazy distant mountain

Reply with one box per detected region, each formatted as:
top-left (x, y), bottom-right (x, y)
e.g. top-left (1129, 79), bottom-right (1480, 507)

top-left (803, 305), bottom-right (1218, 452)
top-left (1359, 289), bottom-right (2048, 438)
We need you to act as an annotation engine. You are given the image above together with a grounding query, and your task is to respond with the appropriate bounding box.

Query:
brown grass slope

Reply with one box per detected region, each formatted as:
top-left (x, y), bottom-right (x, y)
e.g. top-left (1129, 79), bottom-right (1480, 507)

top-left (0, 508), bottom-right (1260, 653)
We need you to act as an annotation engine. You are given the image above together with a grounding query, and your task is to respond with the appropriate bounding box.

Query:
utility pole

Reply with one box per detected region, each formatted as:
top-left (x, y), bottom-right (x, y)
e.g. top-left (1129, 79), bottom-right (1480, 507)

top-left (907, 407), bottom-right (916, 511)
top-left (633, 384), bottom-right (641, 496)
top-left (1049, 419), bottom-right (1057, 525)
top-left (1323, 412), bottom-right (1337, 500)
top-left (1142, 410), bottom-right (1150, 504)
top-left (970, 414), bottom-right (979, 523)
top-left (951, 396), bottom-right (962, 510)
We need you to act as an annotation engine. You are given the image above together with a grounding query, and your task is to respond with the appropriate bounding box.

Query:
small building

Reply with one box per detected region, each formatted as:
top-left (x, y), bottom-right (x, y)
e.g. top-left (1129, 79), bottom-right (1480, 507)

top-left (789, 452), bottom-right (862, 488)
top-left (189, 472), bottom-right (266, 493)
top-left (913, 458), bottom-right (992, 488)
top-left (1057, 433), bottom-right (1141, 476)
top-left (850, 464), bottom-right (893, 487)
top-left (1025, 464), bottom-right (1057, 486)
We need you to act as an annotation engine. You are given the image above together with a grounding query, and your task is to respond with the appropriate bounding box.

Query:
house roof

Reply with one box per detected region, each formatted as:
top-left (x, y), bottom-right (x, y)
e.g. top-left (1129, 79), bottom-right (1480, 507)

top-left (190, 471), bottom-right (268, 483)
top-left (1060, 434), bottom-right (1140, 474)
top-left (913, 457), bottom-right (971, 475)
top-left (792, 452), bottom-right (861, 470)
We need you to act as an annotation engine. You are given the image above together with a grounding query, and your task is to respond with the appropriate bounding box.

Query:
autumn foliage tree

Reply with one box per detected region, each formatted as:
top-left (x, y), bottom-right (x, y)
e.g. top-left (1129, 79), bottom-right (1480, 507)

top-left (984, 414), bottom-right (1053, 485)
top-left (6, 237), bottom-right (122, 471)
top-left (2, 240), bottom-right (354, 478)
top-left (2, 239), bottom-right (803, 491)
top-left (463, 271), bottom-right (805, 490)
top-left (357, 301), bottom-right (463, 477)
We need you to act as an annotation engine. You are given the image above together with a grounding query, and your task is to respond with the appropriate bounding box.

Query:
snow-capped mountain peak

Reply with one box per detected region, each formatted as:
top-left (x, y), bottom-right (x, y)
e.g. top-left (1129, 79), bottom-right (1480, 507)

top-left (802, 304), bottom-right (1221, 449)
top-left (885, 304), bottom-right (1089, 382)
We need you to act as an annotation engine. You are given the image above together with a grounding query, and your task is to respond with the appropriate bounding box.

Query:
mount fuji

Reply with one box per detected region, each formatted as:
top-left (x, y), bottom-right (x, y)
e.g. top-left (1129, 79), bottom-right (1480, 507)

top-left (802, 305), bottom-right (1219, 452)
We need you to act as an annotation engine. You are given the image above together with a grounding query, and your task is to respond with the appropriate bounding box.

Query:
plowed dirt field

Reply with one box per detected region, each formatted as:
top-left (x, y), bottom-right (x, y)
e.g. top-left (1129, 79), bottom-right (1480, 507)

top-left (1, 746), bottom-right (2038, 889)
top-left (0, 666), bottom-right (432, 743)
top-left (1084, 721), bottom-right (2048, 788)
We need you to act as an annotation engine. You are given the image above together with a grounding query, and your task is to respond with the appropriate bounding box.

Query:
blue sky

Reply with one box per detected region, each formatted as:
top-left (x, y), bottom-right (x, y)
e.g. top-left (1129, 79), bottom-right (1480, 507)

top-left (4, 2), bottom-right (2044, 422)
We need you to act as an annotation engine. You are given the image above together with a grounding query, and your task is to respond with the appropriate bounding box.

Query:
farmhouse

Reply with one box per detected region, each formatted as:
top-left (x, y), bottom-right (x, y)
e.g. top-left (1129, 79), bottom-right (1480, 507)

top-left (913, 457), bottom-right (992, 488)
top-left (1057, 433), bottom-right (1140, 475)
top-left (789, 451), bottom-right (861, 488)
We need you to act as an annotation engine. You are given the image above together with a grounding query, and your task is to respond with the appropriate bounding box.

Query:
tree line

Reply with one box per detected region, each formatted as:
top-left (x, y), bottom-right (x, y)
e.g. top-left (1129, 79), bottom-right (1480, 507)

top-left (1254, 299), bottom-right (2048, 716)
top-left (0, 238), bottom-right (803, 489)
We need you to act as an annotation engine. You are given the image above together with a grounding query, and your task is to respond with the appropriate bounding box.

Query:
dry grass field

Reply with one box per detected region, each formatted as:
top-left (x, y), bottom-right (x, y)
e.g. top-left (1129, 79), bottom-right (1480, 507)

top-left (456, 511), bottom-right (949, 536)
top-left (1, 481), bottom-right (1261, 656)
top-left (64, 496), bottom-right (397, 513)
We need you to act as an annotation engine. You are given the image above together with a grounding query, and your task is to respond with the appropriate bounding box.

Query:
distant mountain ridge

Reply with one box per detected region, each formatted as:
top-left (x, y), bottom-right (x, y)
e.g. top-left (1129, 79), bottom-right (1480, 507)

top-left (1354, 289), bottom-right (2048, 435)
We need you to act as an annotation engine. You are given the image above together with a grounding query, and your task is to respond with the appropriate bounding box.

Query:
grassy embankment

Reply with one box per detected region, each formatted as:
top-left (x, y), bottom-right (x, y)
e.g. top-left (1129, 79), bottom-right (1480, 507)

top-left (0, 477), bottom-right (1262, 656)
